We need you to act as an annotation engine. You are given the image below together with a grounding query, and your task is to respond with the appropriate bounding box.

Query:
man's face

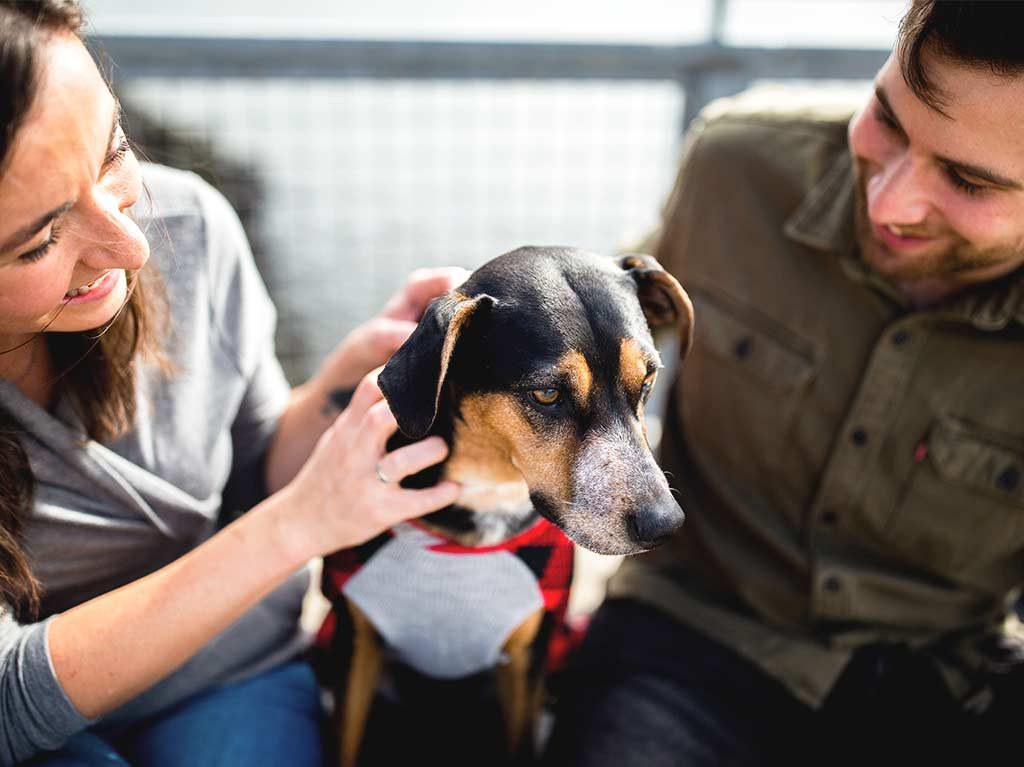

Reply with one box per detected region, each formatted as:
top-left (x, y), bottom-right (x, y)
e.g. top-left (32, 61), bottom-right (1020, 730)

top-left (847, 51), bottom-right (1024, 305)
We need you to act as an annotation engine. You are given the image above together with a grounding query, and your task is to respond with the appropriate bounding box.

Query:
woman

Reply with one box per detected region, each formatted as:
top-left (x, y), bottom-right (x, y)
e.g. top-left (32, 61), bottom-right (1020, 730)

top-left (0, 2), bottom-right (462, 764)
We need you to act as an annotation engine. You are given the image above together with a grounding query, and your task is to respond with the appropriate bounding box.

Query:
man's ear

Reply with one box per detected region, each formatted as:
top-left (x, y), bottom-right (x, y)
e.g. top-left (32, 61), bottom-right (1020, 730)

top-left (378, 292), bottom-right (495, 439)
top-left (618, 253), bottom-right (695, 357)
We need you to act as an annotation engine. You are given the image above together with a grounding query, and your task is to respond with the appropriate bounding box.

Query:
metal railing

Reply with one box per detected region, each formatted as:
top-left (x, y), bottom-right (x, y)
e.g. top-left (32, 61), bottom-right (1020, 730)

top-left (95, 35), bottom-right (888, 134)
top-left (88, 19), bottom-right (889, 382)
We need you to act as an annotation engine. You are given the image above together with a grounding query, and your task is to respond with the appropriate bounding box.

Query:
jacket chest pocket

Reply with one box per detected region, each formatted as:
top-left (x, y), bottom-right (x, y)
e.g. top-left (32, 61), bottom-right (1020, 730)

top-left (888, 416), bottom-right (1024, 575)
top-left (680, 287), bottom-right (818, 488)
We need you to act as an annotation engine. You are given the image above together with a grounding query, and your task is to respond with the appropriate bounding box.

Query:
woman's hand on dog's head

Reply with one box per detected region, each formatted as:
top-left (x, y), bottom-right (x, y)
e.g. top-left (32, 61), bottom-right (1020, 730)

top-left (319, 267), bottom-right (470, 391)
top-left (322, 317), bottom-right (418, 390)
top-left (379, 267), bottom-right (471, 323)
top-left (277, 370), bottom-right (460, 559)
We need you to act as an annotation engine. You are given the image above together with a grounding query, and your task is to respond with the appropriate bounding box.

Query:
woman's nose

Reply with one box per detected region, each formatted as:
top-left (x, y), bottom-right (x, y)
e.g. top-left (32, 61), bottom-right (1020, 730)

top-left (74, 192), bottom-right (149, 271)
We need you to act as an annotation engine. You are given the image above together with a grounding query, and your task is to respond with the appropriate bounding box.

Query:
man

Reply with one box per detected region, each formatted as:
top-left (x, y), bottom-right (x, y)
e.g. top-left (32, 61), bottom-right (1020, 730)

top-left (545, 2), bottom-right (1024, 764)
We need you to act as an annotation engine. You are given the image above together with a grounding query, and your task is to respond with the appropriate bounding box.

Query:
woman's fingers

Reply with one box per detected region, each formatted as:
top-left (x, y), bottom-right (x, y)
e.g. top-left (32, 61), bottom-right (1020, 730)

top-left (376, 436), bottom-right (450, 484)
top-left (376, 437), bottom-right (459, 522)
top-left (379, 267), bottom-right (471, 322)
top-left (363, 399), bottom-right (399, 453)
top-left (367, 318), bottom-right (416, 356)
top-left (388, 482), bottom-right (462, 522)
top-left (342, 369), bottom-right (386, 422)
top-left (403, 267), bottom-right (470, 308)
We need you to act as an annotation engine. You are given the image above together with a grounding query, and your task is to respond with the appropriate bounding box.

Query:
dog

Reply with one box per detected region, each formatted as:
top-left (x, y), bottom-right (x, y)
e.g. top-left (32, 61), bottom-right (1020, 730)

top-left (318, 246), bottom-right (694, 766)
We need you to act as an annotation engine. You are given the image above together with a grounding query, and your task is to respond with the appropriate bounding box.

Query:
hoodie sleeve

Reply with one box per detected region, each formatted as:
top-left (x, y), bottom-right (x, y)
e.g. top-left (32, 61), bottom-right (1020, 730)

top-left (0, 610), bottom-right (89, 766)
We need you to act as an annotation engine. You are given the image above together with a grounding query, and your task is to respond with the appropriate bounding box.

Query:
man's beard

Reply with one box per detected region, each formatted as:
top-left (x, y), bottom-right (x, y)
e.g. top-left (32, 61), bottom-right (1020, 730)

top-left (853, 174), bottom-right (1022, 285)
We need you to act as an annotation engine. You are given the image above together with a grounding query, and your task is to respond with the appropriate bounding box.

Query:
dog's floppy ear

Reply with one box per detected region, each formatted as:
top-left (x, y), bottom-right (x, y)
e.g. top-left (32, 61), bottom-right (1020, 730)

top-left (379, 292), bottom-right (494, 439)
top-left (618, 253), bottom-right (695, 357)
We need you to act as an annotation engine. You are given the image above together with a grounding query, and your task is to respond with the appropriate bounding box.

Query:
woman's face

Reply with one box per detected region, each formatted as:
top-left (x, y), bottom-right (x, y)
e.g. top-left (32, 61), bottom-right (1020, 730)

top-left (0, 33), bottom-right (148, 352)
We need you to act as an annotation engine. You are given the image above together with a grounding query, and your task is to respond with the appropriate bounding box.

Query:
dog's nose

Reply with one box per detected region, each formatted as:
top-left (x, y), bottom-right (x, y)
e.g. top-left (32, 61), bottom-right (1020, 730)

top-left (628, 503), bottom-right (685, 549)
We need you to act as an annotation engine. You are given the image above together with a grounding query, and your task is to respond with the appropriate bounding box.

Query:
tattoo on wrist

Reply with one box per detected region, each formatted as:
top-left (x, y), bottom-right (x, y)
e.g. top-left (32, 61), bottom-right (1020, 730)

top-left (323, 387), bottom-right (355, 417)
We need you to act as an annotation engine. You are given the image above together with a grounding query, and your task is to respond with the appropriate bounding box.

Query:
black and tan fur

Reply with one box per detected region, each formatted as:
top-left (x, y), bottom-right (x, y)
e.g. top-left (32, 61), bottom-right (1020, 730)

top-left (330, 246), bottom-right (694, 766)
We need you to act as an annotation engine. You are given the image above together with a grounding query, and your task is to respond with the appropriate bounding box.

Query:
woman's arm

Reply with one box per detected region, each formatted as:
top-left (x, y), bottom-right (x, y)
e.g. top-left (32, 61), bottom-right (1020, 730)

top-left (264, 267), bottom-right (468, 494)
top-left (47, 374), bottom-right (459, 719)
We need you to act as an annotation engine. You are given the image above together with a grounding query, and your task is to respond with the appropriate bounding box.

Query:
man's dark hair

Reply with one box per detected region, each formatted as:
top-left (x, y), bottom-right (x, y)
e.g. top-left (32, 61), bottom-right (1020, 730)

top-left (898, 1), bottom-right (1024, 113)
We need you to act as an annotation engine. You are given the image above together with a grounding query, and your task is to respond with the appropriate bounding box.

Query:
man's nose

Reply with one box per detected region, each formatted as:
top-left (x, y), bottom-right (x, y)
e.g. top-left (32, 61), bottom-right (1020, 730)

top-left (866, 153), bottom-right (931, 228)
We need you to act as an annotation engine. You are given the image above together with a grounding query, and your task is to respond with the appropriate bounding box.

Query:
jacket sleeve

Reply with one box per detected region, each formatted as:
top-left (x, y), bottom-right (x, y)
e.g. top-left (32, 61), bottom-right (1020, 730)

top-left (0, 610), bottom-right (89, 765)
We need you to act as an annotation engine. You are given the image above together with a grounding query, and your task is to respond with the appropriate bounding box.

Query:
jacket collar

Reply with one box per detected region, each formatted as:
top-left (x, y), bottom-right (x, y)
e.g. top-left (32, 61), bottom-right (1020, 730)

top-left (783, 145), bottom-right (1024, 330)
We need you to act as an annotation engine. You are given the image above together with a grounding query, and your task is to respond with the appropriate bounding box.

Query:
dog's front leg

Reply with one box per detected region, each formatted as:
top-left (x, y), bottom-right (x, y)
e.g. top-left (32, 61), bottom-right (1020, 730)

top-left (338, 598), bottom-right (382, 767)
top-left (496, 607), bottom-right (545, 758)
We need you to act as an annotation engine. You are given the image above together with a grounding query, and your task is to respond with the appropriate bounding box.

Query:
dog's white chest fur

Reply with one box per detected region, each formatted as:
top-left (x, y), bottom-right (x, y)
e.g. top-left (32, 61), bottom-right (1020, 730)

top-left (341, 523), bottom-right (544, 679)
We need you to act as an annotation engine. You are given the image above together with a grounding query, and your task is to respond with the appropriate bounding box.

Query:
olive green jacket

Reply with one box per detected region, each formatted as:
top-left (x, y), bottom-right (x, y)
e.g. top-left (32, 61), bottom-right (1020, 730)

top-left (609, 86), bottom-right (1024, 707)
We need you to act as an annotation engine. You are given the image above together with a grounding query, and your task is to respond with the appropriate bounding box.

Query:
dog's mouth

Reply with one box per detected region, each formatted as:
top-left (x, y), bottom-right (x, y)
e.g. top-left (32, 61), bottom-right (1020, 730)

top-left (561, 524), bottom-right (659, 557)
top-left (529, 490), bottom-right (680, 556)
top-left (529, 491), bottom-right (562, 526)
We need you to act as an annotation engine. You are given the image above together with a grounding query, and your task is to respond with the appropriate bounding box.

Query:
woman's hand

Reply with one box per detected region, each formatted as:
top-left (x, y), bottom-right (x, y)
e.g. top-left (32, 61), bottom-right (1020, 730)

top-left (265, 267), bottom-right (470, 494)
top-left (275, 371), bottom-right (460, 561)
top-left (377, 266), bottom-right (470, 323)
top-left (321, 267), bottom-right (470, 390)
top-left (49, 370), bottom-right (458, 722)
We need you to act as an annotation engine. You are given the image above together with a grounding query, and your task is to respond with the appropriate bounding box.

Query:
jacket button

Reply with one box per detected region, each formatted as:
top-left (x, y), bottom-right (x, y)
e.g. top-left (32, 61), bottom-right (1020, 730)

top-left (851, 428), bottom-right (868, 446)
top-left (997, 467), bottom-right (1020, 493)
top-left (892, 329), bottom-right (910, 346)
top-left (824, 575), bottom-right (842, 592)
top-left (734, 337), bottom-right (752, 359)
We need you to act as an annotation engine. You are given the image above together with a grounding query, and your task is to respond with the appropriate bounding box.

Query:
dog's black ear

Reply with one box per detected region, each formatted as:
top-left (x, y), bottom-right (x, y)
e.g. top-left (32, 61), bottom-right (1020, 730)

top-left (379, 292), bottom-right (494, 439)
top-left (618, 253), bottom-right (695, 357)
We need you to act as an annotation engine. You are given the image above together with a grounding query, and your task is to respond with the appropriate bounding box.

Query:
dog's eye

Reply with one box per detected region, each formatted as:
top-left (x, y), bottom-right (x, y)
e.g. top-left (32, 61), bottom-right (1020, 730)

top-left (530, 388), bottom-right (561, 406)
top-left (639, 375), bottom-right (656, 403)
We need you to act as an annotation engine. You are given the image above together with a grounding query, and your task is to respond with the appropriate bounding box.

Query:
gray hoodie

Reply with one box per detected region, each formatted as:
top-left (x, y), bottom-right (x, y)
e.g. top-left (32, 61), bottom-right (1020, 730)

top-left (0, 165), bottom-right (309, 765)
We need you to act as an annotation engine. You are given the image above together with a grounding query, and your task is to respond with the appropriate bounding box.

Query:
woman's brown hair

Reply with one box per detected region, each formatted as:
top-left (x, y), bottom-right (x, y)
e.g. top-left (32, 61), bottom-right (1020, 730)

top-left (0, 0), bottom-right (166, 619)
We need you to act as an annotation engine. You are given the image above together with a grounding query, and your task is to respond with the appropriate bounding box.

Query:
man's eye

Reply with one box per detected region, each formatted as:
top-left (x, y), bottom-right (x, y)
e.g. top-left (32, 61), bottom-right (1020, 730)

top-left (530, 389), bottom-right (561, 406)
top-left (946, 167), bottom-right (985, 197)
top-left (873, 104), bottom-right (900, 133)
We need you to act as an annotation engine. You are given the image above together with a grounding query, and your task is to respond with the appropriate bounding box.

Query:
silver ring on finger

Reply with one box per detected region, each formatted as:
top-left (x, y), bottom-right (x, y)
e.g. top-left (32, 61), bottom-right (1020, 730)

top-left (375, 461), bottom-right (392, 484)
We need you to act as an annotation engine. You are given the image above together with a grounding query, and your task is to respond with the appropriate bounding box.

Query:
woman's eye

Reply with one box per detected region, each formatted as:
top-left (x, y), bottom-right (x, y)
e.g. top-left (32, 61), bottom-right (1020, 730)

top-left (18, 225), bottom-right (62, 264)
top-left (530, 388), bottom-right (561, 406)
top-left (103, 132), bottom-right (130, 169)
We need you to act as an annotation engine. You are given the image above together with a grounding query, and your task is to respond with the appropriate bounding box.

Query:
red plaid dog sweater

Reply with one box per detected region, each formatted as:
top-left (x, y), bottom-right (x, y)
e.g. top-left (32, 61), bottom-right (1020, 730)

top-left (318, 518), bottom-right (575, 679)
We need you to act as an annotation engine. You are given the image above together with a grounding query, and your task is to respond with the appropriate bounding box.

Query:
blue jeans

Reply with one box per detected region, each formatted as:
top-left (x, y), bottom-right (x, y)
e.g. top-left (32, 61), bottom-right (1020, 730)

top-left (27, 660), bottom-right (323, 767)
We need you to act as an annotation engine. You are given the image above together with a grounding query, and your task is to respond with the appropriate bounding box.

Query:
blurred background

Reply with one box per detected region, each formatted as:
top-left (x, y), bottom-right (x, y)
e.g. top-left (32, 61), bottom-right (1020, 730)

top-left (85, 0), bottom-right (902, 384)
top-left (84, 0), bottom-right (904, 618)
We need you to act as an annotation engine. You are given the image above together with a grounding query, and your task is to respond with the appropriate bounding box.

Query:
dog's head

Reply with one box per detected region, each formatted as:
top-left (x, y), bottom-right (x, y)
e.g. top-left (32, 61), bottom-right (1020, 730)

top-left (379, 246), bottom-right (693, 555)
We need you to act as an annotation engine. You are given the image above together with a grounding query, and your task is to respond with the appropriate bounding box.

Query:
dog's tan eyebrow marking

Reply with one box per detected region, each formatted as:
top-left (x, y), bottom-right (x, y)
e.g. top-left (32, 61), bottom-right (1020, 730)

top-left (619, 338), bottom-right (650, 394)
top-left (558, 349), bottom-right (593, 402)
